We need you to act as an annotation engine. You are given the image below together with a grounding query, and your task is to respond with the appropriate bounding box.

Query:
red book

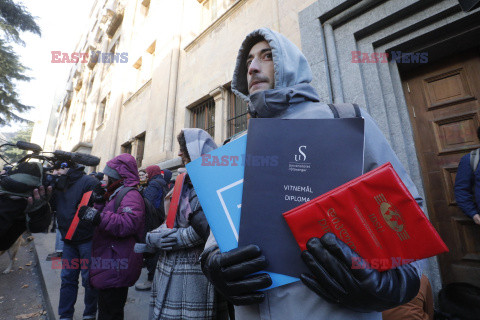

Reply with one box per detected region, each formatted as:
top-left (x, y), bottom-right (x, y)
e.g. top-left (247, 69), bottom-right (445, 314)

top-left (283, 162), bottom-right (448, 271)
top-left (166, 172), bottom-right (186, 228)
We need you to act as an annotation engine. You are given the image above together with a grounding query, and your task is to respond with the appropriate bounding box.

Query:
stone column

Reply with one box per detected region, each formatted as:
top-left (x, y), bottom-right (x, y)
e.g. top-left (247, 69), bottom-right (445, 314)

top-left (210, 86), bottom-right (227, 146)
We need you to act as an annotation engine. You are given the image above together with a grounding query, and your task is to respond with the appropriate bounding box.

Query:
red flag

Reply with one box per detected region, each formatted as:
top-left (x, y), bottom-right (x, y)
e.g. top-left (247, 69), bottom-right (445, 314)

top-left (65, 191), bottom-right (93, 240)
top-left (166, 173), bottom-right (186, 228)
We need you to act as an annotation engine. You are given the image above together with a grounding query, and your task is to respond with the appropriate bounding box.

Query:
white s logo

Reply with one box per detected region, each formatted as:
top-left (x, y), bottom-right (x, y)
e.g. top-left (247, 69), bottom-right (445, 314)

top-left (295, 146), bottom-right (307, 162)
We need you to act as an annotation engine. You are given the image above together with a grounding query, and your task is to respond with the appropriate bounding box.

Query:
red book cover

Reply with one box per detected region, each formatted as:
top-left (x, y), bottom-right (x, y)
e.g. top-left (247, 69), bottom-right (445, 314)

top-left (282, 162), bottom-right (448, 271)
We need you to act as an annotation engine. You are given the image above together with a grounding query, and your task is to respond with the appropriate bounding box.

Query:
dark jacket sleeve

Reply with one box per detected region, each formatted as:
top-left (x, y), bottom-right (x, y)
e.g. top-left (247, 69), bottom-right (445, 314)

top-left (27, 204), bottom-right (52, 233)
top-left (455, 154), bottom-right (478, 218)
top-left (0, 197), bottom-right (26, 240)
top-left (188, 189), bottom-right (210, 242)
top-left (75, 177), bottom-right (102, 231)
top-left (0, 196), bottom-right (51, 236)
top-left (0, 197), bottom-right (49, 248)
top-left (85, 178), bottom-right (101, 194)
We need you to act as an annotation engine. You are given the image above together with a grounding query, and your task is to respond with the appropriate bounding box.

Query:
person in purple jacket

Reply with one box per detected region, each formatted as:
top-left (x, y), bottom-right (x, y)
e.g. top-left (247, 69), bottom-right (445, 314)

top-left (78, 153), bottom-right (146, 320)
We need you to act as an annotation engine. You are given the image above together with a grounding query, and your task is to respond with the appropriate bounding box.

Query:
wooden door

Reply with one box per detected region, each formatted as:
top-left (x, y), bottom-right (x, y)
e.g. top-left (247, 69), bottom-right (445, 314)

top-left (402, 49), bottom-right (480, 286)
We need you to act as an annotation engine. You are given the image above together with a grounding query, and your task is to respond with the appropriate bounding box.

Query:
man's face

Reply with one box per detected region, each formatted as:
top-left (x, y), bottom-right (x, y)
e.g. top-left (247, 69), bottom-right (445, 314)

top-left (103, 176), bottom-right (108, 187)
top-left (246, 40), bottom-right (275, 95)
top-left (178, 148), bottom-right (190, 166)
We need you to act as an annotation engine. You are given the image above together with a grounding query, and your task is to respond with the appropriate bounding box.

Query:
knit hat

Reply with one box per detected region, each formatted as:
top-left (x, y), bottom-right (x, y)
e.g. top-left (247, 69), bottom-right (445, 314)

top-left (145, 165), bottom-right (162, 182)
top-left (0, 162), bottom-right (43, 197)
top-left (103, 164), bottom-right (121, 180)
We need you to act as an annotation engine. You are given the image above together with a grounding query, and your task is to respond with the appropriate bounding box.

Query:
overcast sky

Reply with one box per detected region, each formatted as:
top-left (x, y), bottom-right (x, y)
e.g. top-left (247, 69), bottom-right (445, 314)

top-left (1, 0), bottom-right (95, 133)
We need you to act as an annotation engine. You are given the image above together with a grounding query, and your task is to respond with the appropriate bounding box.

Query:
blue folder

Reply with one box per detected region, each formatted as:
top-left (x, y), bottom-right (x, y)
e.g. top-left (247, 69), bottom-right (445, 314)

top-left (187, 134), bottom-right (298, 289)
top-left (239, 118), bottom-right (365, 278)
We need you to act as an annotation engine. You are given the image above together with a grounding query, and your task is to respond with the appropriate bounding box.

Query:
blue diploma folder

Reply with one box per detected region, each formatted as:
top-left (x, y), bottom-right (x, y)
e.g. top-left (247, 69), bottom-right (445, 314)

top-left (239, 118), bottom-right (365, 278)
top-left (187, 134), bottom-right (298, 289)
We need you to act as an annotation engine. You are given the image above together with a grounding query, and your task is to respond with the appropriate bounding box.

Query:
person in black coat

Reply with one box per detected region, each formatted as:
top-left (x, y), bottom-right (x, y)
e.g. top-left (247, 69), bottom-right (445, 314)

top-left (53, 162), bottom-right (102, 320)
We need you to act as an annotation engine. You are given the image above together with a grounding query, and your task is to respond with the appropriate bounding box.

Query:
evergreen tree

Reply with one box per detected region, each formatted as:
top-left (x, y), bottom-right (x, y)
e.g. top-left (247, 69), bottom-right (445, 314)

top-left (0, 0), bottom-right (41, 126)
top-left (1, 122), bottom-right (33, 163)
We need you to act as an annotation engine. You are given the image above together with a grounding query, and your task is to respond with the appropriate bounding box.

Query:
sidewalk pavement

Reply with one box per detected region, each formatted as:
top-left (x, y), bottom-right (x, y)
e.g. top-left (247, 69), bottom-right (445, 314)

top-left (34, 231), bottom-right (150, 320)
top-left (0, 234), bottom-right (48, 320)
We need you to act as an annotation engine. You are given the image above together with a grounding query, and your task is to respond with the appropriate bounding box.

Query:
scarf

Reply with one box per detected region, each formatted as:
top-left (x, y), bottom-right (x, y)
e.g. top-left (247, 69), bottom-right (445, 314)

top-left (103, 178), bottom-right (124, 201)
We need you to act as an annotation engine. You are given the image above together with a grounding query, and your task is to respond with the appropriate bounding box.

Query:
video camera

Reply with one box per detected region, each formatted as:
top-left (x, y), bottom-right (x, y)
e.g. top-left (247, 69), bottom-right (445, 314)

top-left (0, 140), bottom-right (101, 191)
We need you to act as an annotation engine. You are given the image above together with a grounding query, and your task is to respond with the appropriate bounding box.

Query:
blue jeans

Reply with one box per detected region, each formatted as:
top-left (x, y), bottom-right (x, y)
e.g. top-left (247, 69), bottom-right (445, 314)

top-left (59, 241), bottom-right (98, 319)
top-left (55, 228), bottom-right (64, 253)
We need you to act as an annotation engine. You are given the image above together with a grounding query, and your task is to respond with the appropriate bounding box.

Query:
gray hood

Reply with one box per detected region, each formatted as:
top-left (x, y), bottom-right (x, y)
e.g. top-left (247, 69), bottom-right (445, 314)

top-left (232, 28), bottom-right (314, 101)
top-left (231, 28), bottom-right (320, 118)
top-left (183, 128), bottom-right (217, 161)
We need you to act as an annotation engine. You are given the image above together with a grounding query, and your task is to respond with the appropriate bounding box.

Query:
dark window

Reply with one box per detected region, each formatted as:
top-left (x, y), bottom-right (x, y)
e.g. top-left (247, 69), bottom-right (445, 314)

top-left (96, 96), bottom-right (107, 126)
top-left (80, 122), bottom-right (86, 142)
top-left (136, 133), bottom-right (145, 168)
top-left (87, 74), bottom-right (95, 96)
top-left (227, 89), bottom-right (248, 138)
top-left (121, 142), bottom-right (132, 154)
top-left (191, 98), bottom-right (215, 138)
top-left (141, 0), bottom-right (150, 15)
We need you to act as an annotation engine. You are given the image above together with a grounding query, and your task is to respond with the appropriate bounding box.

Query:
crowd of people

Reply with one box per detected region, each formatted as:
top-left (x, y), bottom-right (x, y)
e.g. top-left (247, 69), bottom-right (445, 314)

top-left (4, 27), bottom-right (480, 320)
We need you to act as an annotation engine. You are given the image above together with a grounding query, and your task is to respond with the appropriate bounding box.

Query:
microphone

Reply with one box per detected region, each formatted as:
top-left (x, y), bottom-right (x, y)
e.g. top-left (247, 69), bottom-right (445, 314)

top-left (71, 152), bottom-right (100, 167)
top-left (53, 150), bottom-right (100, 167)
top-left (53, 150), bottom-right (74, 160)
top-left (16, 141), bottom-right (42, 153)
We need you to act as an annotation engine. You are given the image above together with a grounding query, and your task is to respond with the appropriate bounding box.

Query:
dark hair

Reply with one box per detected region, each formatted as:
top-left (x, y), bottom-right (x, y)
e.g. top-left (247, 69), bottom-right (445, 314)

top-left (139, 169), bottom-right (146, 174)
top-left (477, 127), bottom-right (480, 141)
top-left (177, 131), bottom-right (190, 161)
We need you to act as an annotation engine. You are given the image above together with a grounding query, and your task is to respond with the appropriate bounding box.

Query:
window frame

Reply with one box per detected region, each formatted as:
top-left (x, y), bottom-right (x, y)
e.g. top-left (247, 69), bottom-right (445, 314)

top-left (226, 88), bottom-right (248, 138)
top-left (190, 98), bottom-right (215, 138)
top-left (135, 133), bottom-right (146, 168)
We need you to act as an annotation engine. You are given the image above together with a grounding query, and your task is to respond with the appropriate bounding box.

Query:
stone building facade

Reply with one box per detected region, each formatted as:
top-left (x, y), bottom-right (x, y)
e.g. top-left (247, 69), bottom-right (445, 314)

top-left (44, 0), bottom-right (316, 170)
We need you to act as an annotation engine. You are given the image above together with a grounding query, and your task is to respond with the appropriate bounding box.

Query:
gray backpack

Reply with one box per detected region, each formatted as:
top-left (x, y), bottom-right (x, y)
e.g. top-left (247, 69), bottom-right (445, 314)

top-left (328, 103), bottom-right (362, 119)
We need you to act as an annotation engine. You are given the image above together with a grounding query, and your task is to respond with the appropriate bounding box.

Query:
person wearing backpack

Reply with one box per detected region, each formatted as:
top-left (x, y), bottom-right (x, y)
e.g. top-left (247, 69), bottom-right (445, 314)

top-left (454, 126), bottom-right (480, 226)
top-left (135, 164), bottom-right (167, 291)
top-left (78, 153), bottom-right (145, 320)
top-left (144, 165), bottom-right (167, 211)
top-left (200, 28), bottom-right (424, 320)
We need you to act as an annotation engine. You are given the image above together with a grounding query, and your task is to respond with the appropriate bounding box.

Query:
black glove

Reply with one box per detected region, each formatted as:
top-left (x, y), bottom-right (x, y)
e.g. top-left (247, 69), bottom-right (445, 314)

top-left (91, 184), bottom-right (106, 205)
top-left (201, 245), bottom-right (272, 305)
top-left (78, 206), bottom-right (101, 226)
top-left (301, 233), bottom-right (421, 312)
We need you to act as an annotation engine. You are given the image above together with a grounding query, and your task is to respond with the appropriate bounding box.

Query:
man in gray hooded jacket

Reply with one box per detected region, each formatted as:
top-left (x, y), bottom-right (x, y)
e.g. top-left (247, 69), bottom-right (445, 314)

top-left (201, 28), bottom-right (423, 320)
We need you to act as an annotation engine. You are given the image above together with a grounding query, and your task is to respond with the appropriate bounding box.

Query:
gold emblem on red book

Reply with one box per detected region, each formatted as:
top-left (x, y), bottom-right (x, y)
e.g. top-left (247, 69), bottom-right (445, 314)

top-left (374, 194), bottom-right (410, 241)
